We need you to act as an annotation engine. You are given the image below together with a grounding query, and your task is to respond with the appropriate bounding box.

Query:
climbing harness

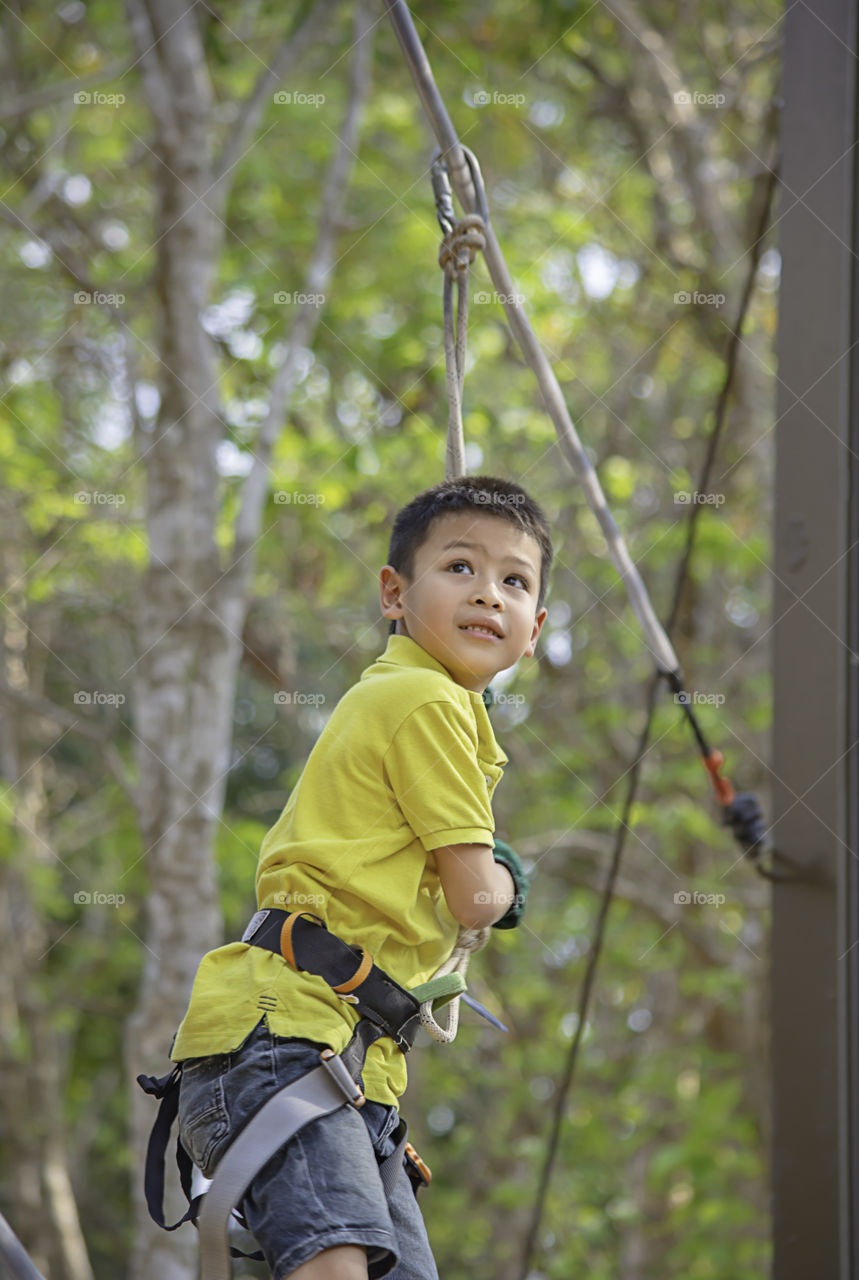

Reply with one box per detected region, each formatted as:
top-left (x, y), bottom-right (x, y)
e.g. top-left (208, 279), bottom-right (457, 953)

top-left (137, 910), bottom-right (469, 1280)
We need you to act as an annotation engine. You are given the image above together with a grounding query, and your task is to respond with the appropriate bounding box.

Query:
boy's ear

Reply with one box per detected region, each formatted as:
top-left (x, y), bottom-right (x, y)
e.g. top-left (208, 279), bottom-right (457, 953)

top-left (522, 606), bottom-right (548, 659)
top-left (379, 565), bottom-right (406, 624)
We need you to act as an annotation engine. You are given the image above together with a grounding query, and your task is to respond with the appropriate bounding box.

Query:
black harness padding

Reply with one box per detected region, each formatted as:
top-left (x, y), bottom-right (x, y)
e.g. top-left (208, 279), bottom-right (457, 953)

top-left (245, 909), bottom-right (422, 1052)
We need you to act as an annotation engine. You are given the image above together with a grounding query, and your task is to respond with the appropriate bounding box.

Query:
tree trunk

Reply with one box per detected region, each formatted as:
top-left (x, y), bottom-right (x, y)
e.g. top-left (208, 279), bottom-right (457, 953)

top-left (122, 5), bottom-right (227, 1275)
top-left (122, 4), bottom-right (373, 1277)
top-left (0, 504), bottom-right (95, 1280)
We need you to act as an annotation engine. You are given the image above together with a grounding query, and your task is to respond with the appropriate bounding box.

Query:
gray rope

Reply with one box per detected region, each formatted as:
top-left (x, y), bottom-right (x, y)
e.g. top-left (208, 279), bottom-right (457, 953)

top-left (438, 214), bottom-right (485, 480)
top-left (385, 0), bottom-right (679, 675)
top-left (0, 1212), bottom-right (48, 1280)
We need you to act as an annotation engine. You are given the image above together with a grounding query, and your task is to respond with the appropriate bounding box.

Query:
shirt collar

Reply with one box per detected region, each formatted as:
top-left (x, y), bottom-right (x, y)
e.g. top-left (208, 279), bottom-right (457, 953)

top-left (370, 634), bottom-right (509, 766)
top-left (374, 633), bottom-right (451, 678)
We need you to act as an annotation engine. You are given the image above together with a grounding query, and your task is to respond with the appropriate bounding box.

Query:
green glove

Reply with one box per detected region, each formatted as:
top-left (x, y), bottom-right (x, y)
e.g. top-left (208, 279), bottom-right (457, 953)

top-left (491, 839), bottom-right (529, 930)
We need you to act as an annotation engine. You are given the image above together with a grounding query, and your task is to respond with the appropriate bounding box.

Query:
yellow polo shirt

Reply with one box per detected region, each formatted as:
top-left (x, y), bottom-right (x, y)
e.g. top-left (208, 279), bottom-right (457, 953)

top-left (170, 634), bottom-right (508, 1108)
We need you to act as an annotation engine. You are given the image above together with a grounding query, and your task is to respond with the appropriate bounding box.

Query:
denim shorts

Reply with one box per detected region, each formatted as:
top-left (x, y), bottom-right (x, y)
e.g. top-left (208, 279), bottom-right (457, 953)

top-left (176, 1018), bottom-right (439, 1280)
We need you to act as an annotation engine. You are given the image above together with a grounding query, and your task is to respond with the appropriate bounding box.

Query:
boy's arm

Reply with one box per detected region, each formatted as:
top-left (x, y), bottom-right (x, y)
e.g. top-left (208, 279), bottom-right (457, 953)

top-left (434, 843), bottom-right (516, 929)
top-left (383, 699), bottom-right (523, 927)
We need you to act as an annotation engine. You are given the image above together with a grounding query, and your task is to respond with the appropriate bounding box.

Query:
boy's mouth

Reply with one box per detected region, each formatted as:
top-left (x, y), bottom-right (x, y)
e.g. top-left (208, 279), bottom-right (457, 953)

top-left (459, 621), bottom-right (503, 641)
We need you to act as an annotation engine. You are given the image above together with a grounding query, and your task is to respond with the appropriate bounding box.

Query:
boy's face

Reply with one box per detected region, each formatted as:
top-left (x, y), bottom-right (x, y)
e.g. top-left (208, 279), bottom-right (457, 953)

top-left (379, 511), bottom-right (548, 693)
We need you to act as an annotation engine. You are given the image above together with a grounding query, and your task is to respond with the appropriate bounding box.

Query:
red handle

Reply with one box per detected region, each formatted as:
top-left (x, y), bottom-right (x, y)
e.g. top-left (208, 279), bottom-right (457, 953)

top-left (702, 750), bottom-right (735, 807)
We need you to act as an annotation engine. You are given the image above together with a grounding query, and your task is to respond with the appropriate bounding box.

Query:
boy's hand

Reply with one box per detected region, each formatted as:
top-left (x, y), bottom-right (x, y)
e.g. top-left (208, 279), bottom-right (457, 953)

top-left (491, 839), bottom-right (529, 930)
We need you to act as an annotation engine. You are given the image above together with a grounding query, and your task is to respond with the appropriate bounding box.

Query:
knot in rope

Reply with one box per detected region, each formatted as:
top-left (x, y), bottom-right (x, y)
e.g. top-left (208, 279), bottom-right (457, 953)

top-left (438, 213), bottom-right (486, 282)
top-left (437, 213), bottom-right (486, 479)
top-left (419, 925), bottom-right (490, 1044)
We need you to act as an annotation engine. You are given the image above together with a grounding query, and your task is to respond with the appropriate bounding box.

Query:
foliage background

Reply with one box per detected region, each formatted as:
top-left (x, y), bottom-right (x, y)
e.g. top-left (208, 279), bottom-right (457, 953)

top-left (0, 1), bottom-right (779, 1277)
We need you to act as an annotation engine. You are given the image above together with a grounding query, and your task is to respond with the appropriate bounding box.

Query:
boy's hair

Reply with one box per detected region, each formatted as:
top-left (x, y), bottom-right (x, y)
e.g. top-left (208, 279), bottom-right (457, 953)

top-left (386, 476), bottom-right (553, 632)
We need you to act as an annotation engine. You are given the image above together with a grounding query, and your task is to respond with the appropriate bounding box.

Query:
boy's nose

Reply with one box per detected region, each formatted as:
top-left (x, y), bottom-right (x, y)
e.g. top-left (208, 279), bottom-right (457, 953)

top-left (470, 582), bottom-right (503, 606)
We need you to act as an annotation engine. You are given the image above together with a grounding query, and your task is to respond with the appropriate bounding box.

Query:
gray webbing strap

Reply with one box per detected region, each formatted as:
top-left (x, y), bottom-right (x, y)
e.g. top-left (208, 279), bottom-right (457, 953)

top-left (197, 1064), bottom-right (353, 1280)
top-left (379, 1120), bottom-right (410, 1198)
top-left (196, 1060), bottom-right (410, 1280)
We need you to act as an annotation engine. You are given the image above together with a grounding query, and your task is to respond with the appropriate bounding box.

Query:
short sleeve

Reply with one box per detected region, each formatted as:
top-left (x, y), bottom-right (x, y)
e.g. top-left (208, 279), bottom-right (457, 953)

top-left (383, 699), bottom-right (497, 852)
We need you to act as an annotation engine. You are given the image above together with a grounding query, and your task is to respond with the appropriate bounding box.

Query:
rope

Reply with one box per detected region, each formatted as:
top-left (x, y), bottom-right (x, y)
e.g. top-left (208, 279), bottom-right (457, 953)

top-left (385, 0), bottom-right (680, 677)
top-left (387, 1), bottom-right (775, 1071)
top-left (516, 149), bottom-right (781, 1280)
top-left (438, 213), bottom-right (485, 480)
top-left (419, 926), bottom-right (489, 1042)
top-left (0, 1212), bottom-right (48, 1280)
top-left (413, 169), bottom-right (489, 1039)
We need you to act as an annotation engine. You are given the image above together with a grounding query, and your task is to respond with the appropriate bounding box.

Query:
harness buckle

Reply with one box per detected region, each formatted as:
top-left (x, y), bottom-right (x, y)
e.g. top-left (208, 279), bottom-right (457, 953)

top-left (404, 1140), bottom-right (432, 1187)
top-left (241, 909), bottom-right (270, 943)
top-left (320, 1048), bottom-right (365, 1109)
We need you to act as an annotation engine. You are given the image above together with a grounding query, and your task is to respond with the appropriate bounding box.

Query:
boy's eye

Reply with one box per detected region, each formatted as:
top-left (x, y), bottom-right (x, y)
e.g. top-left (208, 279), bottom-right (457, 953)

top-left (446, 560), bottom-right (529, 590)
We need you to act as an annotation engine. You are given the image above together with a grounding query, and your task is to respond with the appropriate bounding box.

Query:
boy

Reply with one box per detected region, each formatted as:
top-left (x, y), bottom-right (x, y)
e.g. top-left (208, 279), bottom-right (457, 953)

top-left (168, 474), bottom-right (552, 1280)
